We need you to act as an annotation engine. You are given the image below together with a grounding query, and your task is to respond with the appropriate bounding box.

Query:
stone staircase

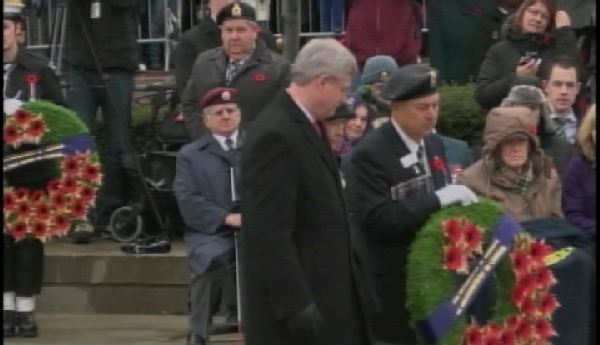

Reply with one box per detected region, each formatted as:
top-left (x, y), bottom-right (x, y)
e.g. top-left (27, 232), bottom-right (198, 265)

top-left (38, 239), bottom-right (189, 315)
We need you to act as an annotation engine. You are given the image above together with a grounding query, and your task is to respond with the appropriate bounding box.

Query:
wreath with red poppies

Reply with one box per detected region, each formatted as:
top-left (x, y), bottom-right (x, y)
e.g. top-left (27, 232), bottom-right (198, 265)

top-left (3, 100), bottom-right (101, 242)
top-left (407, 200), bottom-right (560, 345)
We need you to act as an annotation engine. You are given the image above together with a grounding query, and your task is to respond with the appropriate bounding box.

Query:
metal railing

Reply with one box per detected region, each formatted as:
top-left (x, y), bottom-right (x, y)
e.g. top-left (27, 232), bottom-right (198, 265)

top-left (24, 0), bottom-right (348, 72)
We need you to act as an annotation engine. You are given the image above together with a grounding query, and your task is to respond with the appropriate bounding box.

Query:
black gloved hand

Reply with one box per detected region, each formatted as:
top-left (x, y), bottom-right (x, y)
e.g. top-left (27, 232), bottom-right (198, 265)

top-left (286, 303), bottom-right (323, 340)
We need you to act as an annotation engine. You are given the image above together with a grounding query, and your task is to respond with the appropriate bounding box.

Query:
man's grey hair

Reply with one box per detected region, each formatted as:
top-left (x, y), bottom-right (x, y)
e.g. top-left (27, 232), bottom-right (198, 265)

top-left (291, 38), bottom-right (358, 85)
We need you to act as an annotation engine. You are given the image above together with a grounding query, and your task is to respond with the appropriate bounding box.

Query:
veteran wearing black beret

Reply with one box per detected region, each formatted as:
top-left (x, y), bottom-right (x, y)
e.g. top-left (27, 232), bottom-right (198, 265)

top-left (344, 64), bottom-right (479, 344)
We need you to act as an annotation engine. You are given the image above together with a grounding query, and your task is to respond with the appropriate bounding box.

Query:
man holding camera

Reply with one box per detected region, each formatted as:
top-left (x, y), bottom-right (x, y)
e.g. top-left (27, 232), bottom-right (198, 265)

top-left (173, 87), bottom-right (242, 345)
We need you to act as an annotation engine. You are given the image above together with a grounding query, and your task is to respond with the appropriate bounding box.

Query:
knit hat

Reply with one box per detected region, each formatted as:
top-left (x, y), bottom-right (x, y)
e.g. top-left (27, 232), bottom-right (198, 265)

top-left (360, 55), bottom-right (398, 85)
top-left (500, 85), bottom-right (550, 118)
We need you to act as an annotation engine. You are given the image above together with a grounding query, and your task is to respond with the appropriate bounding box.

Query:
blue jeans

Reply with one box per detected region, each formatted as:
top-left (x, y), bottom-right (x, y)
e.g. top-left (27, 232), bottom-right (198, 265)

top-left (65, 67), bottom-right (134, 226)
top-left (318, 0), bottom-right (345, 32)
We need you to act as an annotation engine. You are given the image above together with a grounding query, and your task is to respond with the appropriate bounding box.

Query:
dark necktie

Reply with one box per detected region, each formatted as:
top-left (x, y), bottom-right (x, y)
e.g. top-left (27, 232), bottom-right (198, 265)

top-left (225, 137), bottom-right (234, 151)
top-left (416, 145), bottom-right (426, 174)
top-left (226, 61), bottom-right (242, 84)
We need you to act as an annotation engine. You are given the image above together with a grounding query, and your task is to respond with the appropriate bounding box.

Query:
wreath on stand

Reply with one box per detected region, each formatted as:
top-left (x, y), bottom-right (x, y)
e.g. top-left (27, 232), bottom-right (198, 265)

top-left (407, 200), bottom-right (560, 345)
top-left (3, 100), bottom-right (101, 242)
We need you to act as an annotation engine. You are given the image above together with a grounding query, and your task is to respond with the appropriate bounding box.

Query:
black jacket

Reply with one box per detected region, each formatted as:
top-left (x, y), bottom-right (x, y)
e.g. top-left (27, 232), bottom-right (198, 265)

top-left (4, 46), bottom-right (64, 105)
top-left (240, 90), bottom-right (370, 345)
top-left (475, 26), bottom-right (579, 109)
top-left (65, 0), bottom-right (141, 71)
top-left (472, 6), bottom-right (510, 78)
top-left (345, 122), bottom-right (450, 344)
top-left (174, 18), bottom-right (277, 96)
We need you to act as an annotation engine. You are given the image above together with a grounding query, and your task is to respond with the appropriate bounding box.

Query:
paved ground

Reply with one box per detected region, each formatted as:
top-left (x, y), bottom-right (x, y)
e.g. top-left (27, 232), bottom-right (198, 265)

top-left (4, 313), bottom-right (244, 345)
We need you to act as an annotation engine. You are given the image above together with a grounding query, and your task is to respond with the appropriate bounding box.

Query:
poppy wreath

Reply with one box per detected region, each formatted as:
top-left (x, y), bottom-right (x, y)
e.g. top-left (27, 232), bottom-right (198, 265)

top-left (3, 100), bottom-right (101, 242)
top-left (406, 199), bottom-right (560, 345)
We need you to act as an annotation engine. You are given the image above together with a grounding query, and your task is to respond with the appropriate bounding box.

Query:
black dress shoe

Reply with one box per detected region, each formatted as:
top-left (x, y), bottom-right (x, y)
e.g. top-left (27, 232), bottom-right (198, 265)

top-left (121, 238), bottom-right (171, 254)
top-left (17, 311), bottom-right (38, 337)
top-left (3, 310), bottom-right (16, 338)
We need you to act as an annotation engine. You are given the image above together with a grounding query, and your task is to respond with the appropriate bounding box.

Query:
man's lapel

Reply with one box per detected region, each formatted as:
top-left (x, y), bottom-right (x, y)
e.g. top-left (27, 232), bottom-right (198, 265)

top-left (425, 134), bottom-right (450, 189)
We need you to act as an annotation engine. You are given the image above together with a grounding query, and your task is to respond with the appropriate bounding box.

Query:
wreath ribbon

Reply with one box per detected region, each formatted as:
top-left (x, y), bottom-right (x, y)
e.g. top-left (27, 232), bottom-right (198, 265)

top-left (416, 213), bottom-right (522, 344)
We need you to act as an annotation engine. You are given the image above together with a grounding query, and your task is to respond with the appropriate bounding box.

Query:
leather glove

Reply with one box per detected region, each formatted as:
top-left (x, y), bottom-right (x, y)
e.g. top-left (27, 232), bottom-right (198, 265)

top-left (435, 184), bottom-right (479, 208)
top-left (286, 303), bottom-right (323, 340)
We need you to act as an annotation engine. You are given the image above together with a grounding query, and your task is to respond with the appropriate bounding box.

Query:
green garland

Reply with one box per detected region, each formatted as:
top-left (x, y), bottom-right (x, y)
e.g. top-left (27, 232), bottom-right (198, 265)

top-left (406, 199), bottom-right (518, 344)
top-left (22, 100), bottom-right (89, 143)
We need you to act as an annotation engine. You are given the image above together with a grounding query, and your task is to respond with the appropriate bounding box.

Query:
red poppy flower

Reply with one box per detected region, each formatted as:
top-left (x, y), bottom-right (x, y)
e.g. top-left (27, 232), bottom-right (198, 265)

top-left (4, 192), bottom-right (17, 211)
top-left (16, 202), bottom-right (31, 218)
top-left (70, 200), bottom-right (88, 220)
top-left (443, 245), bottom-right (468, 273)
top-left (519, 296), bottom-right (538, 317)
top-left (431, 156), bottom-right (446, 171)
top-left (61, 176), bottom-right (78, 193)
top-left (532, 266), bottom-right (557, 290)
top-left (464, 223), bottom-right (483, 254)
top-left (499, 329), bottom-right (516, 345)
top-left (51, 214), bottom-right (71, 236)
top-left (25, 73), bottom-right (39, 84)
top-left (10, 221), bottom-right (28, 241)
top-left (443, 218), bottom-right (464, 243)
top-left (510, 250), bottom-right (532, 279)
top-left (539, 292), bottom-right (560, 315)
top-left (82, 163), bottom-right (102, 183)
top-left (529, 241), bottom-right (553, 264)
top-left (77, 184), bottom-right (96, 200)
top-left (4, 124), bottom-right (21, 146)
top-left (465, 324), bottom-right (484, 345)
top-left (483, 323), bottom-right (503, 339)
top-left (34, 203), bottom-right (52, 222)
top-left (254, 73), bottom-right (267, 82)
top-left (51, 193), bottom-right (67, 209)
top-left (47, 179), bottom-right (62, 194)
top-left (32, 222), bottom-right (48, 241)
top-left (62, 156), bottom-right (80, 176)
top-left (514, 320), bottom-right (534, 341)
top-left (25, 118), bottom-right (47, 139)
top-left (14, 109), bottom-right (32, 124)
top-left (511, 282), bottom-right (530, 308)
top-left (14, 188), bottom-right (29, 200)
top-left (534, 319), bottom-right (557, 339)
top-left (29, 190), bottom-right (46, 203)
top-left (505, 315), bottom-right (523, 331)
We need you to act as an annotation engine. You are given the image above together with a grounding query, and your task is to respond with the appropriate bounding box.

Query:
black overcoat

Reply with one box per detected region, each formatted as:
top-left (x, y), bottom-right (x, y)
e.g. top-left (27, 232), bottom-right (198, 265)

top-left (345, 122), bottom-right (450, 344)
top-left (240, 91), bottom-right (369, 345)
top-left (181, 41), bottom-right (290, 141)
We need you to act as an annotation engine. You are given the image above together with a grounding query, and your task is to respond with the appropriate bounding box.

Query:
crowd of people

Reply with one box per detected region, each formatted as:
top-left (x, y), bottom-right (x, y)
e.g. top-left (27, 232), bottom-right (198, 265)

top-left (3, 0), bottom-right (596, 344)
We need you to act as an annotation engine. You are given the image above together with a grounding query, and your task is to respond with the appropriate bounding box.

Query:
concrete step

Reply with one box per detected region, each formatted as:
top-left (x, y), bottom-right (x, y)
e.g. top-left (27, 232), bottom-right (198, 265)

top-left (4, 313), bottom-right (244, 345)
top-left (38, 239), bottom-right (189, 315)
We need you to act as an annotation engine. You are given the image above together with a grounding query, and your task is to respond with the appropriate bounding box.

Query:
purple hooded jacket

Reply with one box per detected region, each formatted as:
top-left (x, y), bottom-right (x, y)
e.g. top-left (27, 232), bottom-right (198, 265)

top-left (562, 151), bottom-right (596, 238)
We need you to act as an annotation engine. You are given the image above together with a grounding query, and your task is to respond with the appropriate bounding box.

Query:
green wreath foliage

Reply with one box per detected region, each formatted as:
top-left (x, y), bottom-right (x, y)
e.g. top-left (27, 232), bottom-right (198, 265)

top-left (406, 199), bottom-right (518, 344)
top-left (22, 100), bottom-right (89, 144)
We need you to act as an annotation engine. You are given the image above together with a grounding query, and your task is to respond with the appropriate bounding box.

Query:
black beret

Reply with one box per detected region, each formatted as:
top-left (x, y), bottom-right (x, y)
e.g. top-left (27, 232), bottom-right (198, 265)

top-left (216, 2), bottom-right (256, 26)
top-left (327, 103), bottom-right (354, 122)
top-left (381, 64), bottom-right (439, 102)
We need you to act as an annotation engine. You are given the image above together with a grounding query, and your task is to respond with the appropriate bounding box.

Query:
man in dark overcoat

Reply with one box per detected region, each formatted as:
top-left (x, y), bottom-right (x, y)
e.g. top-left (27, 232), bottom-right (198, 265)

top-left (180, 2), bottom-right (290, 141)
top-left (344, 64), bottom-right (480, 344)
top-left (173, 87), bottom-right (244, 345)
top-left (240, 38), bottom-right (371, 345)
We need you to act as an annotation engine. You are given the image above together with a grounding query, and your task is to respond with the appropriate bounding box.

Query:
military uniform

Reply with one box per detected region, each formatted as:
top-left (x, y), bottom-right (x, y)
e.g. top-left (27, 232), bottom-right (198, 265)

top-left (3, 0), bottom-right (63, 338)
top-left (345, 64), bottom-right (479, 344)
top-left (180, 2), bottom-right (290, 141)
top-left (3, 47), bottom-right (64, 104)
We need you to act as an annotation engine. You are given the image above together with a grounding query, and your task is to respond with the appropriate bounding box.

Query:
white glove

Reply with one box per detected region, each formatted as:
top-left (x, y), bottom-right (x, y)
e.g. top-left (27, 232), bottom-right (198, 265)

top-left (435, 184), bottom-right (479, 208)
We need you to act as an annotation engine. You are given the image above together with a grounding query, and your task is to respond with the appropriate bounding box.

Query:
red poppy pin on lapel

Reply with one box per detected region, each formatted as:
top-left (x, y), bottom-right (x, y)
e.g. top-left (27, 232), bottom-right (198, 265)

top-left (431, 156), bottom-right (446, 171)
top-left (254, 73), bottom-right (267, 82)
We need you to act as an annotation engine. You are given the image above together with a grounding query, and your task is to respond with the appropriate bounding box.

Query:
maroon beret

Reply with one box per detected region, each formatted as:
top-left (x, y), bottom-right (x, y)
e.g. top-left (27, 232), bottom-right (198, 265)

top-left (199, 87), bottom-right (239, 109)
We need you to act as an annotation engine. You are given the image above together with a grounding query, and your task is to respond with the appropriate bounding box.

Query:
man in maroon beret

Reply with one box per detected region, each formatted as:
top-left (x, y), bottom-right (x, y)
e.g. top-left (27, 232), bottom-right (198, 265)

top-left (174, 87), bottom-right (243, 345)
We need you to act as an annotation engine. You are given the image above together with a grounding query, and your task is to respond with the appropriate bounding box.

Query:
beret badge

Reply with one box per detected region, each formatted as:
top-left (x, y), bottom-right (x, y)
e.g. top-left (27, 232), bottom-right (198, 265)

top-left (232, 3), bottom-right (242, 17)
top-left (380, 71), bottom-right (390, 82)
top-left (222, 90), bottom-right (232, 101)
top-left (430, 70), bottom-right (437, 88)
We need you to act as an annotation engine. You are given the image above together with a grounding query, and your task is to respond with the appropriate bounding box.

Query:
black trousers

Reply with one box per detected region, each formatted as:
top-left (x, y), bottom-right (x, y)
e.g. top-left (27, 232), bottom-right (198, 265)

top-left (3, 234), bottom-right (44, 297)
